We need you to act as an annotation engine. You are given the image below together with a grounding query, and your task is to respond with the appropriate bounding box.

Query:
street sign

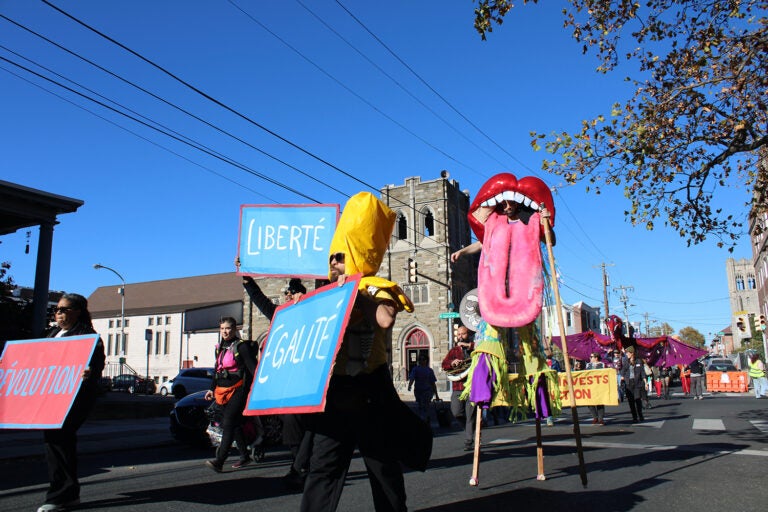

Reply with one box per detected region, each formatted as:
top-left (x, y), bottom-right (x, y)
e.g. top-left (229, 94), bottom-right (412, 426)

top-left (439, 312), bottom-right (460, 319)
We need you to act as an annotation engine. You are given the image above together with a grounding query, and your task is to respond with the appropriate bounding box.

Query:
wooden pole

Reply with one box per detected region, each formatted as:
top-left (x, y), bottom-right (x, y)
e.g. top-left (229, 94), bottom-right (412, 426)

top-left (535, 418), bottom-right (545, 480)
top-left (469, 405), bottom-right (482, 486)
top-left (541, 208), bottom-right (589, 487)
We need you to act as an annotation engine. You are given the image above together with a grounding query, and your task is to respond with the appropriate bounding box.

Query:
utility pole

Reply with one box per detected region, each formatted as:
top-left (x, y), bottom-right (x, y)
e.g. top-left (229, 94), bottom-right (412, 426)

top-left (642, 312), bottom-right (655, 337)
top-left (613, 284), bottom-right (635, 337)
top-left (595, 262), bottom-right (614, 321)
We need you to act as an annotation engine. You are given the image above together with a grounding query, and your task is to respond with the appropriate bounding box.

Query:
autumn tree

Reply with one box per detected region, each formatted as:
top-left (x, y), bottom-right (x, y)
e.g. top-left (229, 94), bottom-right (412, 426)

top-left (473, 0), bottom-right (768, 251)
top-left (649, 321), bottom-right (675, 337)
top-left (678, 326), bottom-right (706, 347)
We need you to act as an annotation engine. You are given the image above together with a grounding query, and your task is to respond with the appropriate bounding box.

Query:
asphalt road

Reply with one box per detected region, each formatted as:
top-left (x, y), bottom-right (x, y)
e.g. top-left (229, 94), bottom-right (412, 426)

top-left (1, 391), bottom-right (767, 512)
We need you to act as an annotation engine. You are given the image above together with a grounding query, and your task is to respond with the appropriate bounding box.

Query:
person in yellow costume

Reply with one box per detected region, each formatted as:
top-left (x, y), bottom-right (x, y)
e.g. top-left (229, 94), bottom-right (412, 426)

top-left (301, 192), bottom-right (418, 512)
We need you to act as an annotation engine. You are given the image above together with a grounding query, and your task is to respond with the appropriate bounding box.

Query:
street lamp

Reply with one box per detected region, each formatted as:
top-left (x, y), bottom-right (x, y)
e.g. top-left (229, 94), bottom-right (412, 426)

top-left (94, 264), bottom-right (125, 358)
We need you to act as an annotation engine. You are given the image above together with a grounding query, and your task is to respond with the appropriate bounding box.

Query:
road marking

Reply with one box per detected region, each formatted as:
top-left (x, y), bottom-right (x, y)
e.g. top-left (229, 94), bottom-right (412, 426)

top-left (750, 420), bottom-right (768, 433)
top-left (693, 418), bottom-right (725, 430)
top-left (488, 437), bottom-right (768, 457)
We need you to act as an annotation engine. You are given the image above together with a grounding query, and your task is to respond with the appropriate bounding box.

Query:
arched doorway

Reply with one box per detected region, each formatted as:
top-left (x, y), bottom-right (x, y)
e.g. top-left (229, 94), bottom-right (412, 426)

top-left (403, 328), bottom-right (429, 379)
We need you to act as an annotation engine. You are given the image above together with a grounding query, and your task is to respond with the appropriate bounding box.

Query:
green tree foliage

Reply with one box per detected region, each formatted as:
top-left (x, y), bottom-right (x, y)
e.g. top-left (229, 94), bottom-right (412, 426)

top-left (0, 261), bottom-right (32, 343)
top-left (473, 0), bottom-right (768, 251)
top-left (678, 326), bottom-right (705, 347)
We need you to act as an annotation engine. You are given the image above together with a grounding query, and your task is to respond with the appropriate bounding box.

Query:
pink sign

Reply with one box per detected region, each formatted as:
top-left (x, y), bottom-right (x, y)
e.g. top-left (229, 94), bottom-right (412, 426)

top-left (0, 335), bottom-right (100, 429)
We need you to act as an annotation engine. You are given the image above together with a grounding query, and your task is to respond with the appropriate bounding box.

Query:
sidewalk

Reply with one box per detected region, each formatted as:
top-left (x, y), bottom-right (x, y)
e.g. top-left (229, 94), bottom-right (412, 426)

top-left (0, 416), bottom-right (170, 463)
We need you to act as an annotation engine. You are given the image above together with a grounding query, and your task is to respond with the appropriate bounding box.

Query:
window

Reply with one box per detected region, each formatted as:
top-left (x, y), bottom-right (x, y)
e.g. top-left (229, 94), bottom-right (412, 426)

top-left (155, 331), bottom-right (161, 355)
top-left (116, 319), bottom-right (121, 328)
top-left (736, 274), bottom-right (745, 290)
top-left (107, 334), bottom-right (113, 355)
top-left (156, 316), bottom-right (162, 325)
top-left (165, 316), bottom-right (171, 325)
top-left (397, 212), bottom-right (407, 240)
top-left (423, 209), bottom-right (434, 237)
top-left (108, 319), bottom-right (114, 328)
top-left (748, 274), bottom-right (756, 289)
top-left (125, 319), bottom-right (130, 327)
top-left (123, 333), bottom-right (129, 354)
top-left (148, 317), bottom-right (154, 326)
top-left (403, 284), bottom-right (429, 305)
top-left (164, 331), bottom-right (171, 355)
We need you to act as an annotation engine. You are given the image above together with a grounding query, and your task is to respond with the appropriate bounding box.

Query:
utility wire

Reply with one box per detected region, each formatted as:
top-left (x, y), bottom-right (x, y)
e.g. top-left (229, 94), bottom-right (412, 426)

top-left (292, 0), bottom-right (499, 178)
top-left (0, 53), bottom-right (320, 202)
top-left (0, 65), bottom-right (278, 203)
top-left (32, 3), bottom-right (463, 260)
top-left (226, 0), bottom-right (485, 177)
top-left (0, 13), bottom-right (350, 202)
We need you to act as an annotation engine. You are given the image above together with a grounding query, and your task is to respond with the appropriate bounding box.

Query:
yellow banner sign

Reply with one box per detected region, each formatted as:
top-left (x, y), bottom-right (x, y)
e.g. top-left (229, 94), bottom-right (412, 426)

top-left (558, 368), bottom-right (618, 406)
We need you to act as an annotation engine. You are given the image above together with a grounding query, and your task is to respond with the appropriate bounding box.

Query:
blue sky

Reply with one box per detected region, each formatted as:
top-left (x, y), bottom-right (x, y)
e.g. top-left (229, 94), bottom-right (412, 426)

top-left (0, 1), bottom-right (754, 341)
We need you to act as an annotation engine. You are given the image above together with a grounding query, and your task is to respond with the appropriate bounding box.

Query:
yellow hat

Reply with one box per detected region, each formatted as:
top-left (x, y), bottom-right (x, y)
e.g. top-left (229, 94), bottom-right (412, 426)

top-left (329, 192), bottom-right (395, 279)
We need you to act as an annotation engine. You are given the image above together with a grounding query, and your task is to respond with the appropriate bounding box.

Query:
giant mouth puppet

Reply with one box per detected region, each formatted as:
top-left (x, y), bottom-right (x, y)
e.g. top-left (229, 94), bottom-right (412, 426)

top-left (468, 172), bottom-right (555, 328)
top-left (459, 173), bottom-right (558, 485)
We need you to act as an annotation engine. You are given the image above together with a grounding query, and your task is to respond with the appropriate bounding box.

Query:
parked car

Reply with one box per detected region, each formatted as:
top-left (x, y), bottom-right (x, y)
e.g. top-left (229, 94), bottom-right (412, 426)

top-left (706, 360), bottom-right (738, 372)
top-left (112, 374), bottom-right (157, 395)
top-left (158, 380), bottom-right (174, 397)
top-left (170, 367), bottom-right (214, 399)
top-left (169, 390), bottom-right (282, 448)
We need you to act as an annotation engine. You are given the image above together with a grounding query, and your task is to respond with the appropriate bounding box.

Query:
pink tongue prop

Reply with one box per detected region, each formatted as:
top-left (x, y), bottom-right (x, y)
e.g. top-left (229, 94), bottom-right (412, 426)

top-left (477, 211), bottom-right (543, 328)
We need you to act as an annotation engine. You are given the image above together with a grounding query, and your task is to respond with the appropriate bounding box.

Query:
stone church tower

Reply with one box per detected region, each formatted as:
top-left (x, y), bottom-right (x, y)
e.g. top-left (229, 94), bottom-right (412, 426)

top-left (379, 173), bottom-right (477, 392)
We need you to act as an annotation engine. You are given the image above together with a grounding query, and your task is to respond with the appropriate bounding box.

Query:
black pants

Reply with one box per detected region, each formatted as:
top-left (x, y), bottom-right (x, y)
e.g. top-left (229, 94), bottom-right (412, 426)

top-left (43, 386), bottom-right (96, 504)
top-left (215, 386), bottom-right (248, 464)
top-left (301, 367), bottom-right (406, 512)
top-left (625, 381), bottom-right (645, 421)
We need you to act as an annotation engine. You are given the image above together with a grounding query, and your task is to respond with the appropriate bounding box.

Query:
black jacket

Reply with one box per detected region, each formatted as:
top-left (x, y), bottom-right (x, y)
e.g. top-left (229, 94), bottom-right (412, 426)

top-left (45, 321), bottom-right (106, 389)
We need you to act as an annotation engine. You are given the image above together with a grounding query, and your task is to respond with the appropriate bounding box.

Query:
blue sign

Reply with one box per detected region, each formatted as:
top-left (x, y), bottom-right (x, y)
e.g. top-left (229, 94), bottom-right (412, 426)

top-left (238, 204), bottom-right (339, 278)
top-left (244, 275), bottom-right (361, 415)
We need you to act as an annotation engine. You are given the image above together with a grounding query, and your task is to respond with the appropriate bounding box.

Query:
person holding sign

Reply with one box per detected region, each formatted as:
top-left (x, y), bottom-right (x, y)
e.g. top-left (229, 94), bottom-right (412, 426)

top-left (300, 192), bottom-right (418, 512)
top-left (586, 352), bottom-right (606, 425)
top-left (204, 317), bottom-right (257, 472)
top-left (38, 293), bottom-right (105, 512)
top-left (239, 269), bottom-right (314, 489)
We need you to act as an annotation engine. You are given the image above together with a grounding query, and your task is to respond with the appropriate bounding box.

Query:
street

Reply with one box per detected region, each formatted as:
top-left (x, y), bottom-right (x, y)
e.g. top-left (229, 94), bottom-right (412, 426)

top-left (1, 392), bottom-right (767, 511)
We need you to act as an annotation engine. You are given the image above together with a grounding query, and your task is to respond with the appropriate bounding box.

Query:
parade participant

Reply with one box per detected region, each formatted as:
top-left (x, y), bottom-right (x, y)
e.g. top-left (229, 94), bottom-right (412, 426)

top-left (408, 355), bottom-right (438, 423)
top-left (748, 352), bottom-right (768, 398)
top-left (586, 352), bottom-right (606, 425)
top-left (301, 192), bottom-right (417, 512)
top-left (619, 347), bottom-right (646, 423)
top-left (689, 358), bottom-right (705, 400)
top-left (38, 293), bottom-right (105, 512)
top-left (441, 325), bottom-right (476, 451)
top-left (238, 268), bottom-right (312, 487)
top-left (204, 317), bottom-right (256, 472)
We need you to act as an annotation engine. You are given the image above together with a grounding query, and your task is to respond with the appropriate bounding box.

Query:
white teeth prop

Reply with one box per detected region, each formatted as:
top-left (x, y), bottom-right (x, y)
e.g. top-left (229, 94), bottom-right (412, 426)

top-left (494, 193), bottom-right (504, 203)
top-left (523, 197), bottom-right (532, 207)
top-left (514, 191), bottom-right (525, 203)
top-left (501, 190), bottom-right (515, 201)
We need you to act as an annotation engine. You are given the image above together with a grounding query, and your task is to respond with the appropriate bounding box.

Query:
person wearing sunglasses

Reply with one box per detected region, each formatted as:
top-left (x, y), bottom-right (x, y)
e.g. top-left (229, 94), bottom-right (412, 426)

top-left (38, 294), bottom-right (105, 512)
top-left (301, 192), bottom-right (416, 512)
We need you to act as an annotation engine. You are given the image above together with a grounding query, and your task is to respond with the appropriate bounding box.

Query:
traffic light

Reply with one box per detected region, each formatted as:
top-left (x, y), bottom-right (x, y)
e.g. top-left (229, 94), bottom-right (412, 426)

top-left (407, 258), bottom-right (418, 283)
top-left (453, 322), bottom-right (460, 341)
top-left (735, 315), bottom-right (752, 338)
top-left (761, 315), bottom-right (767, 332)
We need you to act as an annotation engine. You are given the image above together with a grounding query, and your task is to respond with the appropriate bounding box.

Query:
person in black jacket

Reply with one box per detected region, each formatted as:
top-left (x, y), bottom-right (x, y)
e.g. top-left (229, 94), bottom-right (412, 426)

top-left (38, 293), bottom-right (105, 512)
top-left (204, 316), bottom-right (257, 472)
top-left (619, 346), bottom-right (647, 423)
top-left (242, 275), bottom-right (313, 489)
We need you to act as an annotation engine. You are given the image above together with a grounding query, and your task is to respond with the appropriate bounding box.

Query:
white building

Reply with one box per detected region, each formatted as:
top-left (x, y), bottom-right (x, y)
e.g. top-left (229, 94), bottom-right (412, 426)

top-left (88, 273), bottom-right (244, 385)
